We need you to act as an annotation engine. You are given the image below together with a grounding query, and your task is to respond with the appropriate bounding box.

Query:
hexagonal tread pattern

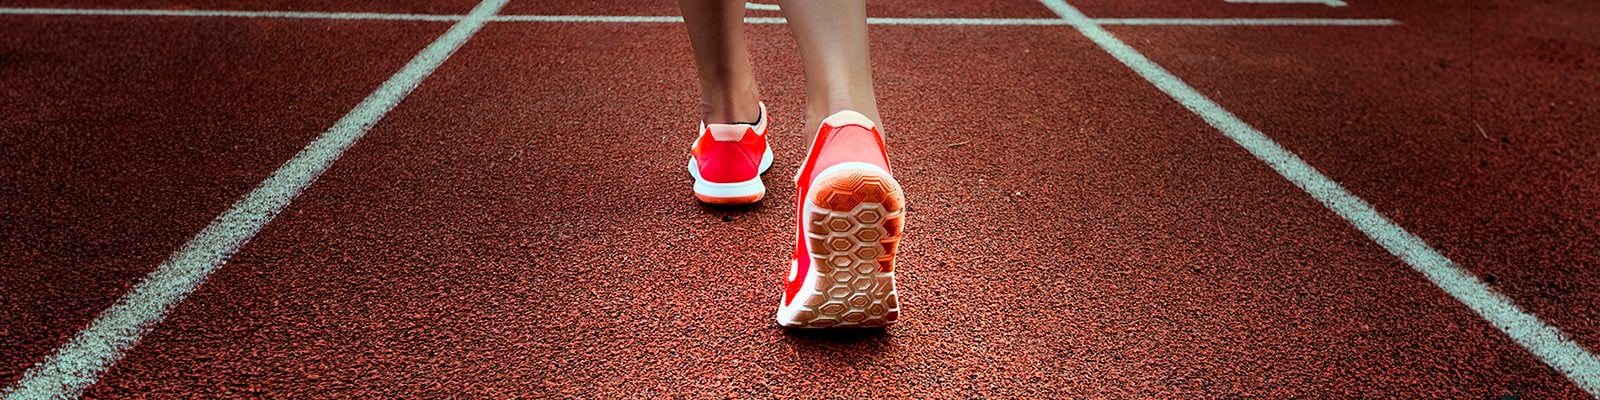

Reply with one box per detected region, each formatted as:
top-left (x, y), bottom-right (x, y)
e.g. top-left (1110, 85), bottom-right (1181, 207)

top-left (784, 168), bottom-right (905, 328)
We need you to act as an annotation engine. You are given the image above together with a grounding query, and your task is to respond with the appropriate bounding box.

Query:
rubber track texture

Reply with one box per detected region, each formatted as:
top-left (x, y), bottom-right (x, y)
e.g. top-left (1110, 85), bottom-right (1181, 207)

top-left (7, 5), bottom-right (1597, 397)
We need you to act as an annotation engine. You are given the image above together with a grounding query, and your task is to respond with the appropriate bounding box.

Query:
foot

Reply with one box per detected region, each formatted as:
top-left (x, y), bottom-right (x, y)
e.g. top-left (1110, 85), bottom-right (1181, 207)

top-left (688, 102), bottom-right (773, 205)
top-left (776, 110), bottom-right (905, 328)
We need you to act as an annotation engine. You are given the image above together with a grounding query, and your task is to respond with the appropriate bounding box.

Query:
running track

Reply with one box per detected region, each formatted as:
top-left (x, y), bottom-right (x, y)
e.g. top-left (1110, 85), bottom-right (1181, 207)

top-left (2, 0), bottom-right (1598, 397)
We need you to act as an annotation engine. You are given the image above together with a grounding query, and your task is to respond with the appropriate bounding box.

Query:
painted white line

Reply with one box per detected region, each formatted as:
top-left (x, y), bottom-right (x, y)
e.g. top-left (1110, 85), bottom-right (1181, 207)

top-left (864, 17), bottom-right (1067, 25)
top-left (1093, 18), bottom-right (1396, 26)
top-left (0, 8), bottom-right (1399, 27)
top-left (492, 16), bottom-right (1069, 25)
top-left (0, 10), bottom-right (1055, 26)
top-left (0, 7), bottom-right (460, 21)
top-left (0, 0), bottom-right (507, 398)
top-left (491, 14), bottom-right (680, 23)
top-left (1225, 0), bottom-right (1348, 7)
top-left (744, 2), bottom-right (781, 12)
top-left (1036, 0), bottom-right (1600, 395)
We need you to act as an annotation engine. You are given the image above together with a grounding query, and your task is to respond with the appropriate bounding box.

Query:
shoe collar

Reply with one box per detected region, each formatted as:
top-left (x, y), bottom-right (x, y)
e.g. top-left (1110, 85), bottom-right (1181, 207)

top-left (697, 102), bottom-right (768, 142)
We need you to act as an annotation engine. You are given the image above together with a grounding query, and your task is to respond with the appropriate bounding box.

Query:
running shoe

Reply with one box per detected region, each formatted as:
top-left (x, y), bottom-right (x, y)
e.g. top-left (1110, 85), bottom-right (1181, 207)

top-left (776, 110), bottom-right (905, 328)
top-left (687, 102), bottom-right (774, 205)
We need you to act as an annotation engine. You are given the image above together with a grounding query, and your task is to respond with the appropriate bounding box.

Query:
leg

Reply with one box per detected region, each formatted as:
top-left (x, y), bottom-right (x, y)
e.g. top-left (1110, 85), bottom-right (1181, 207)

top-left (678, 0), bottom-right (763, 124)
top-left (773, 1), bottom-right (903, 329)
top-left (681, 0), bottom-right (774, 205)
top-left (775, 0), bottom-right (882, 143)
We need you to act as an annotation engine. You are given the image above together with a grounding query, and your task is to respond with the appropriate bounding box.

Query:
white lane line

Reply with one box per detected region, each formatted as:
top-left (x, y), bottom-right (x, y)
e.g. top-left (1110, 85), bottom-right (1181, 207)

top-left (0, 7), bottom-right (461, 21)
top-left (0, 0), bottom-right (507, 398)
top-left (862, 17), bottom-right (1066, 25)
top-left (744, 2), bottom-right (781, 12)
top-left (1093, 18), bottom-right (1396, 26)
top-left (490, 15), bottom-right (1071, 25)
top-left (1225, 0), bottom-right (1348, 7)
top-left (492, 14), bottom-right (680, 23)
top-left (864, 17), bottom-right (1066, 25)
top-left (1036, 0), bottom-right (1600, 395)
top-left (0, 8), bottom-right (1399, 27)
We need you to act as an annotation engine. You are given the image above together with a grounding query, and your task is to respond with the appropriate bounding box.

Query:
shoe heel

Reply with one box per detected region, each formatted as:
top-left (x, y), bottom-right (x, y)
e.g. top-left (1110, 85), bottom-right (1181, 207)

top-left (787, 165), bottom-right (906, 328)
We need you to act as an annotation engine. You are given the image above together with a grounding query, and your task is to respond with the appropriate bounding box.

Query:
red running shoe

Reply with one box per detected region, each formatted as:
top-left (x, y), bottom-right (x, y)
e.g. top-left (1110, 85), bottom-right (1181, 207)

top-left (776, 111), bottom-right (905, 328)
top-left (687, 102), bottom-right (773, 205)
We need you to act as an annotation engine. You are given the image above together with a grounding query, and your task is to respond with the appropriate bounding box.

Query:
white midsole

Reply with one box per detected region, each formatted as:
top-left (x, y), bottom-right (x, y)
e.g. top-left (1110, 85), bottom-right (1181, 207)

top-left (687, 146), bottom-right (774, 198)
top-left (775, 161), bottom-right (894, 326)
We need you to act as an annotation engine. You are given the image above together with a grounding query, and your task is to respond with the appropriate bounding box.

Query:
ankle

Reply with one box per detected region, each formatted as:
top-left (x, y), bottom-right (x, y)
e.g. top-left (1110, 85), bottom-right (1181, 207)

top-left (698, 82), bottom-right (762, 125)
top-left (701, 103), bottom-right (761, 125)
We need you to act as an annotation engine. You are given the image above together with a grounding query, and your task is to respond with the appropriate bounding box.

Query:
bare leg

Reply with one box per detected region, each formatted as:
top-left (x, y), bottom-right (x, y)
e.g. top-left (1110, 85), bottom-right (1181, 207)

top-left (775, 0), bottom-right (882, 145)
top-left (678, 0), bottom-right (763, 124)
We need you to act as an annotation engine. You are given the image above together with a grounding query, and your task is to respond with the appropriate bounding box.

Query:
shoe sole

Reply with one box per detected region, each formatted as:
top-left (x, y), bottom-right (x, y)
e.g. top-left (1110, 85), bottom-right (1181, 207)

top-left (689, 146), bottom-right (774, 205)
top-left (778, 162), bottom-right (905, 328)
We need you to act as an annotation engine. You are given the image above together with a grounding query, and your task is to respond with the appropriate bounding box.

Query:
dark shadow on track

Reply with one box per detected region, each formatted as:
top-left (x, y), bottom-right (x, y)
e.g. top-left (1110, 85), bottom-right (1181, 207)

top-left (780, 327), bottom-right (889, 342)
top-left (694, 199), bottom-right (768, 216)
top-left (777, 326), bottom-right (898, 356)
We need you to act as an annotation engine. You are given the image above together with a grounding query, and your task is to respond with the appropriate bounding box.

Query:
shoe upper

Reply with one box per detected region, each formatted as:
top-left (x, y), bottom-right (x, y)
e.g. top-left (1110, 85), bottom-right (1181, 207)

top-left (690, 103), bottom-right (769, 184)
top-left (784, 111), bottom-right (890, 306)
top-left (793, 111), bottom-right (890, 188)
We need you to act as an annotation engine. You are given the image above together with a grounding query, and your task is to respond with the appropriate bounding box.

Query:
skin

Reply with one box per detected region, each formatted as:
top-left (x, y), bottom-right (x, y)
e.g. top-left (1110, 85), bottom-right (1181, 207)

top-left (677, 0), bottom-right (884, 145)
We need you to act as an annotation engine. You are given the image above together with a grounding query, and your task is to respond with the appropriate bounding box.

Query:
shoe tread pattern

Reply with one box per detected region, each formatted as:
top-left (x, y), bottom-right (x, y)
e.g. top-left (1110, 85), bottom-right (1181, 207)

top-left (788, 169), bottom-right (905, 328)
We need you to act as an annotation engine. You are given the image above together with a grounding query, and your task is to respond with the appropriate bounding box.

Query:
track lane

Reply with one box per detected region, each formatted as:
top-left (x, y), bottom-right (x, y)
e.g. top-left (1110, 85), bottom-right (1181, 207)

top-left (0, 16), bottom-right (443, 388)
top-left (1070, 0), bottom-right (1407, 19)
top-left (75, 23), bottom-right (1588, 397)
top-left (1106, 0), bottom-right (1600, 357)
top-left (498, 0), bottom-right (1056, 18)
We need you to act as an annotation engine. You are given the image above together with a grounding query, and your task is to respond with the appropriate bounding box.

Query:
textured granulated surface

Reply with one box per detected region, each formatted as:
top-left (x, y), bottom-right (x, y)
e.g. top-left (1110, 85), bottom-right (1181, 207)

top-left (3, 0), bottom-right (1596, 397)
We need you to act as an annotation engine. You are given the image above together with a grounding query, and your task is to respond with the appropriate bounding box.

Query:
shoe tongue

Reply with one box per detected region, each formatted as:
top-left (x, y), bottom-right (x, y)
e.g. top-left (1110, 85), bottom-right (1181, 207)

top-left (705, 123), bottom-right (752, 142)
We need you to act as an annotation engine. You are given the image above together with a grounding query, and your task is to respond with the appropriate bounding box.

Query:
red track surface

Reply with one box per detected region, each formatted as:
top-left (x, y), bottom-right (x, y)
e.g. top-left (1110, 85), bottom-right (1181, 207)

top-left (1108, 0), bottom-right (1600, 353)
top-left (0, 15), bottom-right (444, 388)
top-left (3, 0), bottom-right (1597, 398)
